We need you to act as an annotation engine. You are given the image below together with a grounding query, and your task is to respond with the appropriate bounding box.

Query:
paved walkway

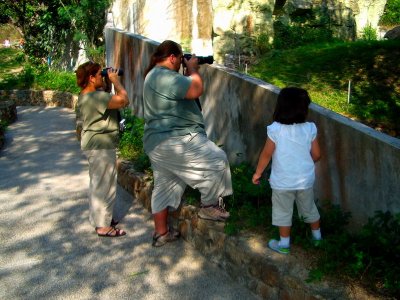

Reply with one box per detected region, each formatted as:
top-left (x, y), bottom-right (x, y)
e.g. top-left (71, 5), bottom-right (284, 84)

top-left (0, 106), bottom-right (258, 300)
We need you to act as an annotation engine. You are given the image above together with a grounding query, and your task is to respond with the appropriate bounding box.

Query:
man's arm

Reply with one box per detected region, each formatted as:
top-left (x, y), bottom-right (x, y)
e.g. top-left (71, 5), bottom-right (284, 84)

top-left (184, 55), bottom-right (203, 99)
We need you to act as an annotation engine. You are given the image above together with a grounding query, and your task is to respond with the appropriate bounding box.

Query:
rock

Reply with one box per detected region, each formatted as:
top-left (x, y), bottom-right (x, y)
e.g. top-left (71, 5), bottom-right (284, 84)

top-left (384, 26), bottom-right (400, 40)
top-left (0, 100), bottom-right (17, 124)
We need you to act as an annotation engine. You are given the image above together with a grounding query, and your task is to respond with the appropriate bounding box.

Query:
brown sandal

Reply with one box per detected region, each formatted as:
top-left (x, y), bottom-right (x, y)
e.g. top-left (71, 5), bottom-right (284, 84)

top-left (96, 227), bottom-right (126, 237)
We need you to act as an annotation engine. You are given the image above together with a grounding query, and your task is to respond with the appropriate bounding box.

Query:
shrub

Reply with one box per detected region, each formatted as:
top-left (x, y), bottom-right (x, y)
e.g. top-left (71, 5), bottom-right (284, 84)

top-left (224, 162), bottom-right (272, 235)
top-left (361, 24), bottom-right (378, 41)
top-left (380, 0), bottom-right (400, 26)
top-left (118, 109), bottom-right (150, 172)
top-left (273, 22), bottom-right (333, 49)
top-left (309, 210), bottom-right (400, 297)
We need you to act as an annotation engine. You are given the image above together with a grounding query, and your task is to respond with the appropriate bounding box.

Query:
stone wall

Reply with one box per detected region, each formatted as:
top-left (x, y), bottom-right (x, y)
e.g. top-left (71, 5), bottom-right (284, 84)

top-left (0, 90), bottom-right (78, 108)
top-left (106, 29), bottom-right (400, 229)
top-left (117, 159), bottom-right (381, 300)
top-left (0, 100), bottom-right (17, 149)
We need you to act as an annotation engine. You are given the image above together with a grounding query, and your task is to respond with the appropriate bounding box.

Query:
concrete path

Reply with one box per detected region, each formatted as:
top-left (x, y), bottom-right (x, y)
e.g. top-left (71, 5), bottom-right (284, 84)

top-left (0, 106), bottom-right (259, 300)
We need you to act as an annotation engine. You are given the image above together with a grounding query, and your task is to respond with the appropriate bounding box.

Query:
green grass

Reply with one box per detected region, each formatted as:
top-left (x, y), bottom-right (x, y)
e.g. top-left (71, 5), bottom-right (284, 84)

top-left (248, 40), bottom-right (400, 137)
top-left (0, 47), bottom-right (79, 94)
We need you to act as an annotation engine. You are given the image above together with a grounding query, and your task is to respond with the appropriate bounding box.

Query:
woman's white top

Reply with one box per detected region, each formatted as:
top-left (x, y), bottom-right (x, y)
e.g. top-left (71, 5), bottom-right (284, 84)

top-left (267, 121), bottom-right (317, 190)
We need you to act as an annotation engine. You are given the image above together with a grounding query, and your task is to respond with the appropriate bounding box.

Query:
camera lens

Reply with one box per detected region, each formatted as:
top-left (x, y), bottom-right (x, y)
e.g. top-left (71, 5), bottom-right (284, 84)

top-left (182, 54), bottom-right (214, 66)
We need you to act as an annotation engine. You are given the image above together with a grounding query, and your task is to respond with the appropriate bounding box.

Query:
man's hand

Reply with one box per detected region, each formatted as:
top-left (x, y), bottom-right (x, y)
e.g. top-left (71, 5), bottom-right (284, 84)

top-left (184, 54), bottom-right (199, 75)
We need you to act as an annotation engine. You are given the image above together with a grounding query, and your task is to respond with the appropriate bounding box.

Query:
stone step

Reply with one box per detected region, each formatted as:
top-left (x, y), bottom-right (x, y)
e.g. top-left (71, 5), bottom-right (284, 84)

top-left (116, 159), bottom-right (380, 300)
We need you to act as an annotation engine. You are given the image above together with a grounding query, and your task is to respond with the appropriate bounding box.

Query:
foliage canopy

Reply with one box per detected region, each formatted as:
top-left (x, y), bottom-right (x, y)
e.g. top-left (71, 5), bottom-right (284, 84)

top-left (380, 0), bottom-right (400, 26)
top-left (0, 0), bottom-right (111, 69)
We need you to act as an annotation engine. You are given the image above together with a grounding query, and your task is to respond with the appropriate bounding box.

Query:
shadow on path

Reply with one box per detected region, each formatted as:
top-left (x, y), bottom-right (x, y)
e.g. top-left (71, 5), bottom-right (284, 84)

top-left (0, 106), bottom-right (258, 299)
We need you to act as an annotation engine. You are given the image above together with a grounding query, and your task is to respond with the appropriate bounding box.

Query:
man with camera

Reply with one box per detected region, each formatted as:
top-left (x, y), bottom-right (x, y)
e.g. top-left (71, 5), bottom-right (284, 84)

top-left (143, 40), bottom-right (233, 247)
top-left (76, 61), bottom-right (129, 237)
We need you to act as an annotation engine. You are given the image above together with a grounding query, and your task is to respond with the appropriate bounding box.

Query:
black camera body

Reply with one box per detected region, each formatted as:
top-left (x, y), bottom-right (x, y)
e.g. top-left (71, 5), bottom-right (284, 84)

top-left (101, 67), bottom-right (124, 77)
top-left (183, 54), bottom-right (214, 65)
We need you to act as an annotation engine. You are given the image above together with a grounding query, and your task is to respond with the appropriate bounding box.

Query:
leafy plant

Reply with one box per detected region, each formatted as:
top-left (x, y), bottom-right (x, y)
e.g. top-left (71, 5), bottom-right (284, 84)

top-left (118, 109), bottom-right (150, 172)
top-left (273, 21), bottom-right (333, 50)
top-left (224, 162), bottom-right (272, 235)
top-left (355, 211), bottom-right (400, 295)
top-left (1, 0), bottom-right (111, 70)
top-left (182, 186), bottom-right (201, 206)
top-left (307, 210), bottom-right (400, 297)
top-left (380, 0), bottom-right (400, 26)
top-left (361, 24), bottom-right (378, 41)
top-left (0, 48), bottom-right (79, 93)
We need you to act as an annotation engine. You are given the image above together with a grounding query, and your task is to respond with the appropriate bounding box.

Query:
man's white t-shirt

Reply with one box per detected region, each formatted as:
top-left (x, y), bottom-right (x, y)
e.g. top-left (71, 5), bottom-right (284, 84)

top-left (267, 121), bottom-right (317, 190)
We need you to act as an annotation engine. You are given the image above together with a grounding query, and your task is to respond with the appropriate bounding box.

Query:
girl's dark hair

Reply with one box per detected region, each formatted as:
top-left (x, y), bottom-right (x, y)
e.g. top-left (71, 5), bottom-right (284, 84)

top-left (273, 87), bottom-right (311, 124)
top-left (144, 40), bottom-right (182, 77)
top-left (76, 61), bottom-right (101, 89)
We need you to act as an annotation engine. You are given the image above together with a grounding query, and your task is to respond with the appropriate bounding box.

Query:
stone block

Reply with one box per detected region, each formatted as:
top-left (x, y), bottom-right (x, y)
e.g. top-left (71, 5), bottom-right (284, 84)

top-left (256, 281), bottom-right (278, 300)
top-left (225, 238), bottom-right (251, 266)
top-left (248, 256), bottom-right (280, 287)
top-left (178, 219), bottom-right (192, 241)
top-left (0, 100), bottom-right (17, 124)
top-left (178, 204), bottom-right (198, 220)
top-left (0, 90), bottom-right (77, 108)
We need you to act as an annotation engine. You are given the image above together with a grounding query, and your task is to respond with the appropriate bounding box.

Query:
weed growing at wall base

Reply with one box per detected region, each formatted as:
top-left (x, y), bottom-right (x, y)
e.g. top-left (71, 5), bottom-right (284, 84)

top-left (118, 109), bottom-right (150, 172)
top-left (308, 210), bottom-right (400, 297)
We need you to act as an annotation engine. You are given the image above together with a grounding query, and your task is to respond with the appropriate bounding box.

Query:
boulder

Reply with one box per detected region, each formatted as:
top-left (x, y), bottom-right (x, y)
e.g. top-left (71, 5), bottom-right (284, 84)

top-left (0, 100), bottom-right (17, 149)
top-left (384, 26), bottom-right (400, 40)
top-left (0, 100), bottom-right (17, 124)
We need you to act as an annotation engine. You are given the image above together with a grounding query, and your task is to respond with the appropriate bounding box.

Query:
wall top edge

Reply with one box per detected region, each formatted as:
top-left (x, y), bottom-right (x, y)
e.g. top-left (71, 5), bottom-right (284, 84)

top-left (106, 27), bottom-right (160, 46)
top-left (210, 64), bottom-right (281, 94)
top-left (310, 103), bottom-right (400, 148)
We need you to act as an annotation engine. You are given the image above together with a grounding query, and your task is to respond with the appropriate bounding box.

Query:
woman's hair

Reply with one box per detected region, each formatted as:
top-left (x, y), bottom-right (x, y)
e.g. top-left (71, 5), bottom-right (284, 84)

top-left (76, 61), bottom-right (101, 89)
top-left (144, 40), bottom-right (182, 77)
top-left (273, 87), bottom-right (311, 124)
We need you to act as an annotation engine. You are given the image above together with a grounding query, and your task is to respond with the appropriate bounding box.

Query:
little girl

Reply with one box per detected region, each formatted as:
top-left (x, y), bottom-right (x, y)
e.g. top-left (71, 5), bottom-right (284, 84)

top-left (252, 87), bottom-right (322, 254)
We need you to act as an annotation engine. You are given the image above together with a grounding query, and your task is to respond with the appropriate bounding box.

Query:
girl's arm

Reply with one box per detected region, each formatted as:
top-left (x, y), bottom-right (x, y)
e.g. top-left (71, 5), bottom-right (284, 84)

top-left (252, 138), bottom-right (275, 185)
top-left (311, 138), bottom-right (321, 162)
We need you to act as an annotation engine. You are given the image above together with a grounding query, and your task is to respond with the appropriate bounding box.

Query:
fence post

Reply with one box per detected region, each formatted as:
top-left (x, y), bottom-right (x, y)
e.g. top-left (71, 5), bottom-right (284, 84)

top-left (347, 80), bottom-right (351, 104)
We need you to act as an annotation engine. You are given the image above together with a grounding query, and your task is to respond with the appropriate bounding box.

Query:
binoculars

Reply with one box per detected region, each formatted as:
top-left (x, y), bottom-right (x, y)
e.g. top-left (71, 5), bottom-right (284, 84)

top-left (183, 54), bottom-right (214, 65)
top-left (101, 67), bottom-right (124, 77)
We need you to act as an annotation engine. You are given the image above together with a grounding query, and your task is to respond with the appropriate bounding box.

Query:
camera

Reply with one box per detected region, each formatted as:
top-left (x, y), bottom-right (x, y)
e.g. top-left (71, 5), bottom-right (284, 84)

top-left (101, 67), bottom-right (124, 77)
top-left (183, 54), bottom-right (214, 66)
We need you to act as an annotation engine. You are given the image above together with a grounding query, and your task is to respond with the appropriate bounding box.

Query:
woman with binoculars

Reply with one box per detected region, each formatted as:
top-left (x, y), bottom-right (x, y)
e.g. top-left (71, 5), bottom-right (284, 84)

top-left (76, 61), bottom-right (129, 237)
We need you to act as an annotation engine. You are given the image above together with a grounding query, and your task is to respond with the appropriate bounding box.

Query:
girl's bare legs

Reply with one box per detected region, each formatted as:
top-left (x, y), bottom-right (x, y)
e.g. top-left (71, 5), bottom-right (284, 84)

top-left (278, 226), bottom-right (291, 248)
top-left (279, 226), bottom-right (291, 237)
top-left (310, 219), bottom-right (322, 241)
